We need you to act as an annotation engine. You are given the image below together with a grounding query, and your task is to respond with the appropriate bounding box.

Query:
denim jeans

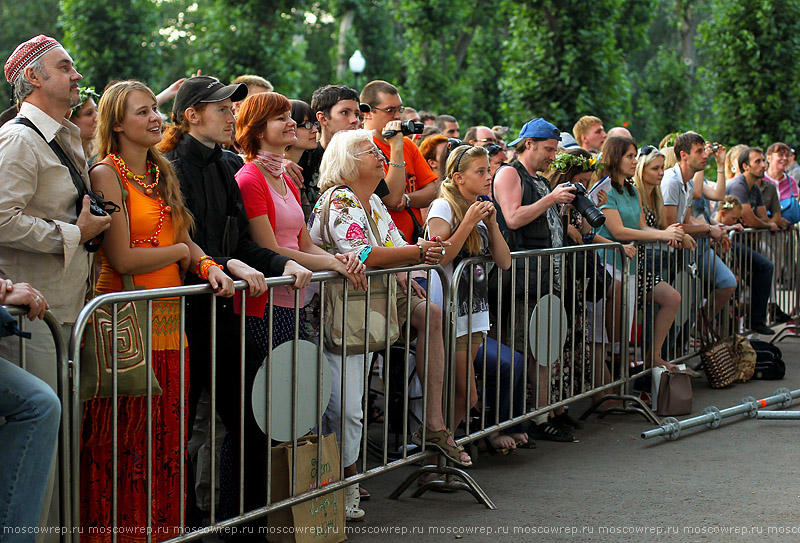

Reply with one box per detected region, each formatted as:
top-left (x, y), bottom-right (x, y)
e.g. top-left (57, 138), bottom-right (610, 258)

top-left (732, 242), bottom-right (774, 325)
top-left (0, 356), bottom-right (60, 543)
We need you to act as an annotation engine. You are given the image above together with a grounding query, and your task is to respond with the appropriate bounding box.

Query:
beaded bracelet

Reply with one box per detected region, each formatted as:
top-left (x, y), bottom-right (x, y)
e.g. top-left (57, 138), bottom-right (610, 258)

top-left (196, 255), bottom-right (213, 275)
top-left (199, 258), bottom-right (223, 280)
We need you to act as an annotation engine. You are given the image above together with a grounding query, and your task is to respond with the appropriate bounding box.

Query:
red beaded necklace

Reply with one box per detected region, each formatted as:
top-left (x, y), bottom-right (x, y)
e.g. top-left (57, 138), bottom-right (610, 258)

top-left (110, 152), bottom-right (160, 195)
top-left (109, 153), bottom-right (172, 247)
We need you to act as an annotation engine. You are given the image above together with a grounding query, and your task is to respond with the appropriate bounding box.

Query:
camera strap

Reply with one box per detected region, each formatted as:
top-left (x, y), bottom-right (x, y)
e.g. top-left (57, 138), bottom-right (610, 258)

top-left (13, 116), bottom-right (103, 252)
top-left (13, 116), bottom-right (89, 210)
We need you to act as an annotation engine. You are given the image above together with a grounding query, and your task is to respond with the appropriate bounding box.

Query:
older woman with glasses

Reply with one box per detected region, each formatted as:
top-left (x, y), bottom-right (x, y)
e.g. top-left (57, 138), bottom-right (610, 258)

top-left (307, 129), bottom-right (470, 520)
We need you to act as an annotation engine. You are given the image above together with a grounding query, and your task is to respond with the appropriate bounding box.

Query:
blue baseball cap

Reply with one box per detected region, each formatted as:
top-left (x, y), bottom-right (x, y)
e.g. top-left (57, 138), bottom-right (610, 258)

top-left (508, 118), bottom-right (561, 147)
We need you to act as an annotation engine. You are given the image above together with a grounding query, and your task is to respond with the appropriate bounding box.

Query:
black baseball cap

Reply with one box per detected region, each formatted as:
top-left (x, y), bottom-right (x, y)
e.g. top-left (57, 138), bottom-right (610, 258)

top-left (172, 76), bottom-right (248, 122)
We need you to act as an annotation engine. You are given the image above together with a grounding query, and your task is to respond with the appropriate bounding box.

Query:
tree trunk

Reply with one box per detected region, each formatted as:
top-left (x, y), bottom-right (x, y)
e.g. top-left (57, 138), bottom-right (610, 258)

top-left (336, 9), bottom-right (356, 81)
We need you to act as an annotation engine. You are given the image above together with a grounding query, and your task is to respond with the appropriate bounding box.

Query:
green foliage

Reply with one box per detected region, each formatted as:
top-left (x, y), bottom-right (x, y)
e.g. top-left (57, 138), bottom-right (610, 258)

top-left (698, 0), bottom-right (800, 148)
top-left (0, 0), bottom-right (62, 105)
top-left (631, 46), bottom-right (695, 145)
top-left (499, 0), bottom-right (633, 135)
top-left (178, 0), bottom-right (314, 98)
top-left (60, 0), bottom-right (159, 91)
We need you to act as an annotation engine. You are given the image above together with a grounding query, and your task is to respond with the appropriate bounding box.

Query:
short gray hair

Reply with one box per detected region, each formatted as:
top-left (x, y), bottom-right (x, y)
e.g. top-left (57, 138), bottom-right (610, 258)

top-left (318, 129), bottom-right (377, 192)
top-left (13, 57), bottom-right (47, 104)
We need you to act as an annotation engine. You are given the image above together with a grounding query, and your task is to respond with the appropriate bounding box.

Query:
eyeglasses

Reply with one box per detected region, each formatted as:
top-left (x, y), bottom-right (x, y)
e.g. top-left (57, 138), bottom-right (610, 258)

top-left (298, 121), bottom-right (320, 130)
top-left (354, 146), bottom-right (385, 161)
top-left (371, 105), bottom-right (405, 115)
top-left (638, 145), bottom-right (658, 157)
top-left (475, 138), bottom-right (498, 145)
top-left (447, 138), bottom-right (463, 151)
top-left (485, 144), bottom-right (504, 157)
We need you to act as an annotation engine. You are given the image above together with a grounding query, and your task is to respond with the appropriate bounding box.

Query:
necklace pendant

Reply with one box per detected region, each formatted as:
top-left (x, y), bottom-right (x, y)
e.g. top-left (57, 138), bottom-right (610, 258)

top-left (152, 239), bottom-right (160, 247)
top-left (164, 205), bottom-right (172, 213)
top-left (126, 171), bottom-right (134, 180)
top-left (145, 188), bottom-right (154, 196)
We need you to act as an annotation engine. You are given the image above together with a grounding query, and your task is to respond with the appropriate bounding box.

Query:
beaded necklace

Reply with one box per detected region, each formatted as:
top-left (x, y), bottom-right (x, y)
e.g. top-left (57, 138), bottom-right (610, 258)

top-left (110, 152), bottom-right (160, 195)
top-left (109, 153), bottom-right (171, 247)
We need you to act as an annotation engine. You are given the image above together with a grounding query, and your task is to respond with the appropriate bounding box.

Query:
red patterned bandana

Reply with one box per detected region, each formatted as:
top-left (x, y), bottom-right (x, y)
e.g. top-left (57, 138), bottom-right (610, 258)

top-left (4, 35), bottom-right (61, 85)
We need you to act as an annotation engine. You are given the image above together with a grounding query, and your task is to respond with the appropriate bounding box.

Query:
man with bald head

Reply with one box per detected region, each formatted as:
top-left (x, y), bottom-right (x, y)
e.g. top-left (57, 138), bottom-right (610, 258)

top-left (464, 125), bottom-right (499, 146)
top-left (0, 34), bottom-right (111, 539)
top-left (607, 126), bottom-right (632, 139)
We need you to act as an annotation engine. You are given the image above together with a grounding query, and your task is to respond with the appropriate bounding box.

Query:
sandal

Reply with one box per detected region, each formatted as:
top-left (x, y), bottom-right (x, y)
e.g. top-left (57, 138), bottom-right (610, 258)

top-left (476, 435), bottom-right (510, 456)
top-left (410, 428), bottom-right (472, 467)
top-left (359, 485), bottom-right (370, 501)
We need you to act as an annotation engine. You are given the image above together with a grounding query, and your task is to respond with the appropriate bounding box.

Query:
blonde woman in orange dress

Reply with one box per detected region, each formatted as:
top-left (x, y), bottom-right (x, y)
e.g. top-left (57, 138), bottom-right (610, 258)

top-left (80, 80), bottom-right (233, 543)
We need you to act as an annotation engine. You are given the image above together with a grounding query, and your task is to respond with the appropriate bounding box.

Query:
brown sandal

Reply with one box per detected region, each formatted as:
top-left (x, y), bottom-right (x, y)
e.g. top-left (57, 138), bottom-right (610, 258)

top-left (410, 428), bottom-right (472, 467)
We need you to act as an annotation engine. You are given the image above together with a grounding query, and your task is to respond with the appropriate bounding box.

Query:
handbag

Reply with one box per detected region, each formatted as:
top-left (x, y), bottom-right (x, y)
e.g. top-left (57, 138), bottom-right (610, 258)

top-left (656, 368), bottom-right (693, 416)
top-left (726, 335), bottom-right (756, 383)
top-left (80, 164), bottom-right (161, 400)
top-left (318, 187), bottom-right (400, 354)
top-left (780, 197), bottom-right (800, 224)
top-left (697, 308), bottom-right (737, 389)
top-left (406, 208), bottom-right (425, 244)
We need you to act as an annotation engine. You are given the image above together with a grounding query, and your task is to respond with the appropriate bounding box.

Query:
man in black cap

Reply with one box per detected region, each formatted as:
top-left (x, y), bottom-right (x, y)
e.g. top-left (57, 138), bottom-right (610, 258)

top-left (159, 75), bottom-right (312, 534)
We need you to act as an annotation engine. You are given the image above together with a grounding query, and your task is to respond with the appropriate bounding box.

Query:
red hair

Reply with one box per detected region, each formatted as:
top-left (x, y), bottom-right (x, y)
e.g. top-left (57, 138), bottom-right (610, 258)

top-left (235, 92), bottom-right (292, 161)
top-left (419, 134), bottom-right (449, 162)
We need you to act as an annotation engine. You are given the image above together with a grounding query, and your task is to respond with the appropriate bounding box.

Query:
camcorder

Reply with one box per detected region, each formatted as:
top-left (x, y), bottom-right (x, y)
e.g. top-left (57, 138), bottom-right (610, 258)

top-left (382, 120), bottom-right (424, 139)
top-left (562, 182), bottom-right (605, 227)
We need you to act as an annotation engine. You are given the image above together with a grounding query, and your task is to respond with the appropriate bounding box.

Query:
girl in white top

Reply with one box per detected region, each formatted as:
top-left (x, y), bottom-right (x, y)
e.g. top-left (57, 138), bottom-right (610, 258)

top-left (426, 145), bottom-right (524, 449)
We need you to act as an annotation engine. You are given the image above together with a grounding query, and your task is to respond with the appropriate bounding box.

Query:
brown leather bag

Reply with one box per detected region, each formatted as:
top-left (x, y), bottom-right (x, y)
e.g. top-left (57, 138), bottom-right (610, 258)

top-left (656, 369), bottom-right (693, 416)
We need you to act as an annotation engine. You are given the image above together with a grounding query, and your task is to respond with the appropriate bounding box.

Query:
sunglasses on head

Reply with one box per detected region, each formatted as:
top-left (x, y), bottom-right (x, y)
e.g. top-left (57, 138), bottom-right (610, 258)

top-left (638, 145), bottom-right (658, 157)
top-left (485, 144), bottom-right (503, 157)
top-left (447, 137), bottom-right (463, 151)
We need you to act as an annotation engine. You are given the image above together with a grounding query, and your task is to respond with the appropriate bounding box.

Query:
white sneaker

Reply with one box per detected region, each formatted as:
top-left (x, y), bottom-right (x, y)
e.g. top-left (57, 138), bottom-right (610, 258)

top-left (344, 484), bottom-right (365, 522)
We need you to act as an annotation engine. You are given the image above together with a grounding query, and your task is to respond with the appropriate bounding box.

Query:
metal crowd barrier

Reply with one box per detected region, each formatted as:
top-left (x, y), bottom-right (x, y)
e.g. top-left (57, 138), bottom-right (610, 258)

top-left (67, 266), bottom-right (460, 543)
top-left (43, 226), bottom-right (798, 541)
top-left (726, 226), bottom-right (800, 339)
top-left (1, 306), bottom-right (71, 543)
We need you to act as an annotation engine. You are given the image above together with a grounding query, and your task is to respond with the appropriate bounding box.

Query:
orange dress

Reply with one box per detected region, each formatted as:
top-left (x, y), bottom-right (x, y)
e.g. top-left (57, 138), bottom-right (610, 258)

top-left (81, 159), bottom-right (188, 543)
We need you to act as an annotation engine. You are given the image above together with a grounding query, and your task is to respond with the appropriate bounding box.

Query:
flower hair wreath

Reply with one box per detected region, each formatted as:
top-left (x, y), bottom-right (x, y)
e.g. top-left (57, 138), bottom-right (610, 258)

top-left (551, 152), bottom-right (603, 173)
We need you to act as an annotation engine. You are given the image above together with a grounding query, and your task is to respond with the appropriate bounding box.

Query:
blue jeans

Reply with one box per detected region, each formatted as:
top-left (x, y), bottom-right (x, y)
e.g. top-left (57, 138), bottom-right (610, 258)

top-left (732, 242), bottom-right (774, 325)
top-left (474, 337), bottom-right (526, 434)
top-left (0, 357), bottom-right (60, 543)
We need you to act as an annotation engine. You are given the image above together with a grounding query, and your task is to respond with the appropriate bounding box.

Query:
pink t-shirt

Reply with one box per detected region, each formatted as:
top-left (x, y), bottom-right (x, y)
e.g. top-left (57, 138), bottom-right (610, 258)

top-left (764, 172), bottom-right (798, 201)
top-left (237, 164), bottom-right (305, 309)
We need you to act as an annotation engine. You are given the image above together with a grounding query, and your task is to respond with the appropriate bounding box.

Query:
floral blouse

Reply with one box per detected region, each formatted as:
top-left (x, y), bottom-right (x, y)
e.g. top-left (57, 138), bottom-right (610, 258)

top-left (308, 185), bottom-right (407, 255)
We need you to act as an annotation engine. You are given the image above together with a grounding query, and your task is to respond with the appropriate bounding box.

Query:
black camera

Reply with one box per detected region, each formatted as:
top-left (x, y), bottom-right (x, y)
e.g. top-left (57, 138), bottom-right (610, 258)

top-left (562, 182), bottom-right (605, 228)
top-left (711, 142), bottom-right (720, 153)
top-left (382, 120), bottom-right (424, 139)
top-left (85, 189), bottom-right (121, 217)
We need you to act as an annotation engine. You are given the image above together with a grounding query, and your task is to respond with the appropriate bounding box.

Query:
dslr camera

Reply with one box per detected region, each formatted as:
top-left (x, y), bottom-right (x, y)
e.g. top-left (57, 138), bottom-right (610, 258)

top-left (561, 182), bottom-right (605, 228)
top-left (383, 120), bottom-right (424, 139)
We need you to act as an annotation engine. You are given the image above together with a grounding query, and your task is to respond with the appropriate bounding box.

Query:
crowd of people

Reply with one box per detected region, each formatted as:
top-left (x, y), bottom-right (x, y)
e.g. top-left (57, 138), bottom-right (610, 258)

top-left (1, 34), bottom-right (797, 543)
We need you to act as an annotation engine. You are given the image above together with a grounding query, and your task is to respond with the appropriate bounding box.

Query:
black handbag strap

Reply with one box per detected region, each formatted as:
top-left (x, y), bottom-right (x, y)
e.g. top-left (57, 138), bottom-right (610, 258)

top-left (12, 116), bottom-right (89, 208)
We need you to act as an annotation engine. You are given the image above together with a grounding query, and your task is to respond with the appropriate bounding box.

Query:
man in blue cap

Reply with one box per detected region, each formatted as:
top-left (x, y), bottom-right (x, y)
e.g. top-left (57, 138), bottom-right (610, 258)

top-left (493, 118), bottom-right (579, 442)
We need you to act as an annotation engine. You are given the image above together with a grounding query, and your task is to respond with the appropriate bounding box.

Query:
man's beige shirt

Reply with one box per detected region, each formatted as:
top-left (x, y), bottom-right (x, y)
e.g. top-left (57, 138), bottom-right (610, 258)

top-left (0, 102), bottom-right (91, 324)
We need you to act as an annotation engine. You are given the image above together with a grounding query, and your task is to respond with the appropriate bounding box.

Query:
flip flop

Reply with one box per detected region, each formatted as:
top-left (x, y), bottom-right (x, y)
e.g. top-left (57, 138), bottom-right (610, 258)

top-left (410, 428), bottom-right (472, 467)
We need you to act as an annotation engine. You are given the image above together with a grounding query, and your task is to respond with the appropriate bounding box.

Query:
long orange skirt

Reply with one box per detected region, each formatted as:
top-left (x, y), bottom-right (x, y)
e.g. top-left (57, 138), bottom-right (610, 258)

top-left (81, 300), bottom-right (188, 543)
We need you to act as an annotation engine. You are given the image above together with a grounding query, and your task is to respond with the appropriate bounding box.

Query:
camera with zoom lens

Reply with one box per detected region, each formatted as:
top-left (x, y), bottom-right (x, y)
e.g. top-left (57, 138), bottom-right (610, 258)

top-left (561, 182), bottom-right (606, 228)
top-left (382, 120), bottom-right (424, 139)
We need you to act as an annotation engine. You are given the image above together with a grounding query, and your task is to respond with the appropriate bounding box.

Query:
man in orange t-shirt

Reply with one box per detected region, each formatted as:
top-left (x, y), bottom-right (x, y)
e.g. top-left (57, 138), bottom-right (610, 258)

top-left (361, 80), bottom-right (438, 243)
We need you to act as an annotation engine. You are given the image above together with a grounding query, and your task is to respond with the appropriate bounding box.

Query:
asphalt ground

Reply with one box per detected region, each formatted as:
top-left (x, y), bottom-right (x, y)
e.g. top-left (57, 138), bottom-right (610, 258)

top-left (346, 333), bottom-right (800, 543)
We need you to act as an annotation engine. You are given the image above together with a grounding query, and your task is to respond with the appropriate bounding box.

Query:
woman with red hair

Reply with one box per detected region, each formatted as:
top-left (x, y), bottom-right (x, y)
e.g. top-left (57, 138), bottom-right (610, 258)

top-left (235, 91), bottom-right (366, 357)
